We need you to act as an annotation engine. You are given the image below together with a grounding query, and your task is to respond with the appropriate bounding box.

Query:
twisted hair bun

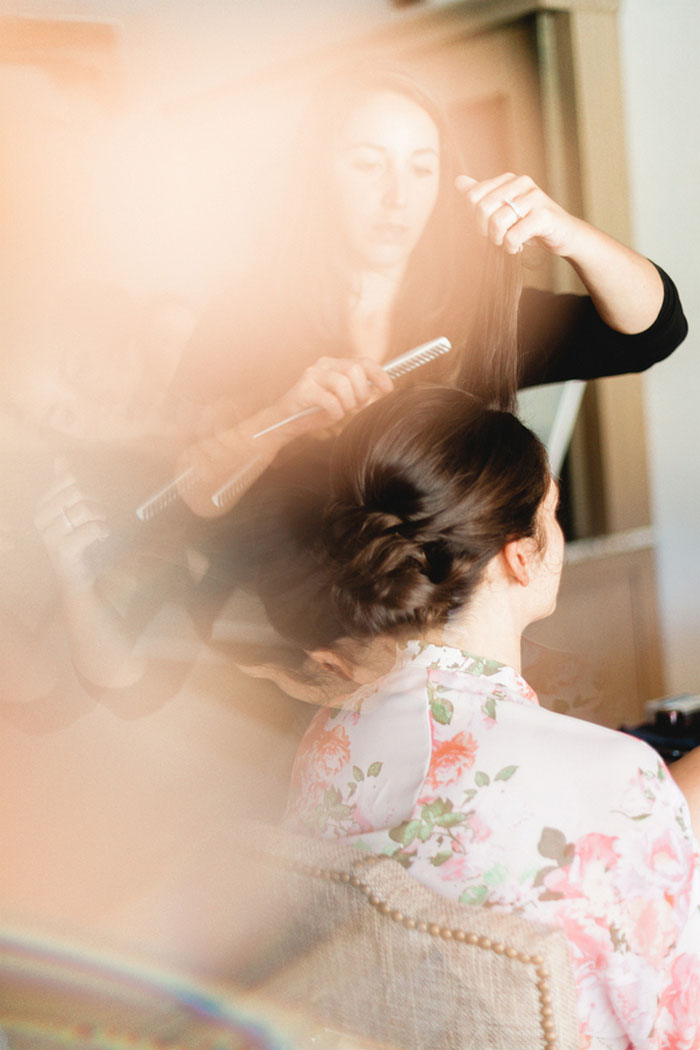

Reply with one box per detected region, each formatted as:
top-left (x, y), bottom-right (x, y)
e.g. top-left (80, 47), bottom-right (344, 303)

top-left (325, 486), bottom-right (471, 636)
top-left (323, 386), bottom-right (549, 639)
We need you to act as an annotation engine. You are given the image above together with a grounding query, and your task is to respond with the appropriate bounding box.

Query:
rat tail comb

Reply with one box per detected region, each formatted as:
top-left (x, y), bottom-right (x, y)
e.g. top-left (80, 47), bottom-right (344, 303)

top-left (135, 337), bottom-right (451, 520)
top-left (252, 336), bottom-right (451, 438)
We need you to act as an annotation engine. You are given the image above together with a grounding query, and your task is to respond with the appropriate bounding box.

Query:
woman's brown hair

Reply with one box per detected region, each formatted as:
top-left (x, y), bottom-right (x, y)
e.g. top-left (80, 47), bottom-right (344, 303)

top-left (324, 386), bottom-right (549, 639)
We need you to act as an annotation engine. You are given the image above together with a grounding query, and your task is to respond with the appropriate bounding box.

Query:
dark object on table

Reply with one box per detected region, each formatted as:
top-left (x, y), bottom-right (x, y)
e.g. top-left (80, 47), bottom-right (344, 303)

top-left (621, 694), bottom-right (700, 762)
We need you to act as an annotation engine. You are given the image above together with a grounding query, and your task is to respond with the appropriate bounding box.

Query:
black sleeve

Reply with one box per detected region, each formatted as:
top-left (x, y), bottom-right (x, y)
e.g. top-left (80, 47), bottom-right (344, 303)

top-left (516, 264), bottom-right (688, 390)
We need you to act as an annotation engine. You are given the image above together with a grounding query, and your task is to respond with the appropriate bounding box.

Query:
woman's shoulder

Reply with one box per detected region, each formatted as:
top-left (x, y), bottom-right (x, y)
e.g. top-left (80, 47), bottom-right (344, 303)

top-left (513, 696), bottom-right (667, 778)
top-left (509, 701), bottom-right (696, 841)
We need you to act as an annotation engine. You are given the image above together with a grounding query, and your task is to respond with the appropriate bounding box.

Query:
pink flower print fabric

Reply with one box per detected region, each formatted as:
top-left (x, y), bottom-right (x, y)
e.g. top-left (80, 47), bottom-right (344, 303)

top-left (286, 641), bottom-right (700, 1050)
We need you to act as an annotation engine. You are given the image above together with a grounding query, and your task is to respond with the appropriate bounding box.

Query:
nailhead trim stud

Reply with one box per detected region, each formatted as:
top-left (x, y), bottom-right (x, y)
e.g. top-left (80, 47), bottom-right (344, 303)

top-left (299, 860), bottom-right (560, 1050)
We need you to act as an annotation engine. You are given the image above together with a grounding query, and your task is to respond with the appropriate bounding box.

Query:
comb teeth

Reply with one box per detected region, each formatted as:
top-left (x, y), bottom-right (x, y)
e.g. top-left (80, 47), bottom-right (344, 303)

top-left (135, 467), bottom-right (195, 521)
top-left (385, 350), bottom-right (441, 377)
top-left (382, 337), bottom-right (452, 378)
top-left (211, 455), bottom-right (265, 509)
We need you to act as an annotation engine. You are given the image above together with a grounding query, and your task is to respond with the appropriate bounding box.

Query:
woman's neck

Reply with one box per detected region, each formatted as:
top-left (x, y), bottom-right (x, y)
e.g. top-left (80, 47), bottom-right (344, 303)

top-left (347, 266), bottom-right (405, 362)
top-left (424, 596), bottom-right (525, 675)
top-left (355, 264), bottom-right (407, 299)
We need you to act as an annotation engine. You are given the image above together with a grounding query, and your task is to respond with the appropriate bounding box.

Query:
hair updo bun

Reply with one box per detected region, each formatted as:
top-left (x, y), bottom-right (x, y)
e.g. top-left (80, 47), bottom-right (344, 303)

top-left (325, 481), bottom-right (468, 637)
top-left (323, 386), bottom-right (549, 639)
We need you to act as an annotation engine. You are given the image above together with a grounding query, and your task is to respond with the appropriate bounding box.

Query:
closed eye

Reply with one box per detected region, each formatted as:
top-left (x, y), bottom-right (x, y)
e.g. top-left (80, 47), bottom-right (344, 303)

top-left (350, 158), bottom-right (384, 175)
top-left (411, 148), bottom-right (439, 178)
top-left (344, 145), bottom-right (386, 176)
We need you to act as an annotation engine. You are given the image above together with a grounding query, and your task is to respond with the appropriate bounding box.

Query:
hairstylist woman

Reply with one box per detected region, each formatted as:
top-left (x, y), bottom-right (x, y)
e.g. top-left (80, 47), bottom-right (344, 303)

top-left (168, 66), bottom-right (686, 516)
top-left (173, 67), bottom-right (685, 419)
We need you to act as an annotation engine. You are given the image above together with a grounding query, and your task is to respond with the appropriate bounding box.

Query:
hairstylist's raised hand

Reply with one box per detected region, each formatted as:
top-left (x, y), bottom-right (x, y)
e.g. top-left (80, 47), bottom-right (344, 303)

top-left (456, 172), bottom-right (664, 333)
top-left (456, 173), bottom-right (581, 258)
top-left (34, 459), bottom-right (109, 593)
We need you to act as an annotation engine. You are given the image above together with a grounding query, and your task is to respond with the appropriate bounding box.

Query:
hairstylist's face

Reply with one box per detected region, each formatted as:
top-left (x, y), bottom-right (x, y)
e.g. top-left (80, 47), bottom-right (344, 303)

top-left (332, 91), bottom-right (440, 276)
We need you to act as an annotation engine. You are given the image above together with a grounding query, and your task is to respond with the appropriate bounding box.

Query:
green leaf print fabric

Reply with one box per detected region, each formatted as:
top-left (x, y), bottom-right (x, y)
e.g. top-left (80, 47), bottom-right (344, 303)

top-left (286, 642), bottom-right (700, 1050)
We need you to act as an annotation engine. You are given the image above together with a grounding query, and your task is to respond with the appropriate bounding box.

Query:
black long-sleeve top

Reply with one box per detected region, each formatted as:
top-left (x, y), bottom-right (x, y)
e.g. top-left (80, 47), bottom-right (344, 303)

top-left (516, 264), bottom-right (687, 388)
top-left (173, 263), bottom-right (687, 414)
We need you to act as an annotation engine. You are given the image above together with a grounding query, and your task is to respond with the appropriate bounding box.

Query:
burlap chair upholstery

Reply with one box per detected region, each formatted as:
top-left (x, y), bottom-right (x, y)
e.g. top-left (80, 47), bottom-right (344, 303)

top-left (237, 821), bottom-right (581, 1050)
top-left (0, 821), bottom-right (581, 1050)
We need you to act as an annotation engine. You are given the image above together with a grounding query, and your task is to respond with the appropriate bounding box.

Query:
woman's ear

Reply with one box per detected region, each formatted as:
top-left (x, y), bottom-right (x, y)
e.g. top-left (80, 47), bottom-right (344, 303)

top-left (305, 648), bottom-right (356, 682)
top-left (502, 538), bottom-right (531, 587)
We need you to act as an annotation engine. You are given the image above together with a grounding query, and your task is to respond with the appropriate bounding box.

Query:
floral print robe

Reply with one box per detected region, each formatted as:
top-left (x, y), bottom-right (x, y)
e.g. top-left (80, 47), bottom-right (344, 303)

top-left (286, 642), bottom-right (700, 1050)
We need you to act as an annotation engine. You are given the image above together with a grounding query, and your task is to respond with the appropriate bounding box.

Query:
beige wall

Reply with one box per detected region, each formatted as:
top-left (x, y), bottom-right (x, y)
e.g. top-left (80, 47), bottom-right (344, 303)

top-left (619, 0), bottom-right (700, 694)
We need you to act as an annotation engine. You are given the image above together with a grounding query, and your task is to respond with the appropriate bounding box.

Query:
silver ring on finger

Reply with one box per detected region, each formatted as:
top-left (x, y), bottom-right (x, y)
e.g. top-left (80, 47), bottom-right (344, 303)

top-left (504, 197), bottom-right (523, 220)
top-left (62, 507), bottom-right (76, 531)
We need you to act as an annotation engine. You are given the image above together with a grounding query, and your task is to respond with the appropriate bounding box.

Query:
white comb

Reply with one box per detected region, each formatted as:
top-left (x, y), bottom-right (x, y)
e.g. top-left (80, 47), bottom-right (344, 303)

top-left (135, 337), bottom-right (451, 520)
top-left (251, 336), bottom-right (451, 439)
top-left (210, 455), bottom-right (266, 510)
top-left (135, 466), bottom-right (195, 522)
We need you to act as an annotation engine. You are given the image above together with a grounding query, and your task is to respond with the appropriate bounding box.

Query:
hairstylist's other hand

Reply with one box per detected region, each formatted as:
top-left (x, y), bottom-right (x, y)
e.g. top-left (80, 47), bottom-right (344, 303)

top-left (274, 356), bottom-right (394, 433)
top-left (34, 459), bottom-right (109, 593)
top-left (456, 173), bottom-right (582, 258)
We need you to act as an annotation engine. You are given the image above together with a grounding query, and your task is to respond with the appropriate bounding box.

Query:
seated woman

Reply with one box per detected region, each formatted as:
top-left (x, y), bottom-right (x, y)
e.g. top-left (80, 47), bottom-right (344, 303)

top-left (285, 386), bottom-right (700, 1050)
